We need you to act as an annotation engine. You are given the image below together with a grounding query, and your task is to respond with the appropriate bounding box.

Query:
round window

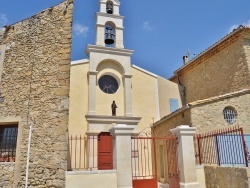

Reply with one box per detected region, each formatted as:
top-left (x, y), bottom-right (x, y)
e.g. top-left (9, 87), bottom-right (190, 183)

top-left (223, 107), bottom-right (237, 124)
top-left (98, 75), bottom-right (118, 94)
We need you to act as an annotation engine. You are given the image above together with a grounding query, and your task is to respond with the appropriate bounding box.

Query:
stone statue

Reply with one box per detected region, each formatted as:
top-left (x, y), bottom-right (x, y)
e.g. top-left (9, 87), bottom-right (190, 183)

top-left (111, 101), bottom-right (117, 116)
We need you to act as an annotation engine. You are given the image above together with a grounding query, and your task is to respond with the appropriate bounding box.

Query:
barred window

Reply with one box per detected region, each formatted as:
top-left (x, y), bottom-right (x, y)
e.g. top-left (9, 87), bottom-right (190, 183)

top-left (223, 107), bottom-right (237, 124)
top-left (0, 125), bottom-right (18, 162)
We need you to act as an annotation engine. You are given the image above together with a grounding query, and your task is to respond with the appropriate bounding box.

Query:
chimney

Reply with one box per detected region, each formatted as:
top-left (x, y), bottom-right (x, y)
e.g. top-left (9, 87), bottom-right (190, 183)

top-left (183, 55), bottom-right (188, 65)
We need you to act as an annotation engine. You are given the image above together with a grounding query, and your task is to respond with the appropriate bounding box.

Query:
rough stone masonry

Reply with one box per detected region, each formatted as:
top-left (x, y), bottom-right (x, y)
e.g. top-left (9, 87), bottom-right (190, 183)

top-left (0, 0), bottom-right (73, 187)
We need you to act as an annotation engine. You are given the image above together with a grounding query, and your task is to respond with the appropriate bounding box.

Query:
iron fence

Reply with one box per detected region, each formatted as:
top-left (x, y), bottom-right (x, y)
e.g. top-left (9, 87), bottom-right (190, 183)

top-left (131, 136), bottom-right (179, 188)
top-left (194, 125), bottom-right (248, 167)
top-left (69, 135), bottom-right (97, 170)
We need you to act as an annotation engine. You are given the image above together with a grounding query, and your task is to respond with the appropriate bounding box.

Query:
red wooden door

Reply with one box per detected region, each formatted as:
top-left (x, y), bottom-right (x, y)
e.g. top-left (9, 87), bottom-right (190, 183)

top-left (98, 132), bottom-right (113, 170)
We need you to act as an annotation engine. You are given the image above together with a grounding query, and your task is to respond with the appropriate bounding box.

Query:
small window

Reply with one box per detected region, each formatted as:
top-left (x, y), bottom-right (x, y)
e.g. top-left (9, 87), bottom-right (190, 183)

top-left (169, 98), bottom-right (179, 113)
top-left (223, 107), bottom-right (237, 124)
top-left (0, 125), bottom-right (18, 162)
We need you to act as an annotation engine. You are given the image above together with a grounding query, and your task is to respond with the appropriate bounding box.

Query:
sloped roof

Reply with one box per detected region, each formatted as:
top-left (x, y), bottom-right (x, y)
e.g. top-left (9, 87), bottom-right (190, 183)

top-left (169, 26), bottom-right (250, 80)
top-left (153, 88), bottom-right (250, 127)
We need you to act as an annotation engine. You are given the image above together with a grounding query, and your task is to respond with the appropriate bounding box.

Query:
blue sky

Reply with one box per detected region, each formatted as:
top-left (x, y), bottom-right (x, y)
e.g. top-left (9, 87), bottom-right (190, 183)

top-left (0, 0), bottom-right (250, 78)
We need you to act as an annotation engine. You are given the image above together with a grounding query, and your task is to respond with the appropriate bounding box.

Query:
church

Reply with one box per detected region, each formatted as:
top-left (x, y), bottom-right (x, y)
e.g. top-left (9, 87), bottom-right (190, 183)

top-left (0, 0), bottom-right (250, 187)
top-left (68, 0), bottom-right (181, 140)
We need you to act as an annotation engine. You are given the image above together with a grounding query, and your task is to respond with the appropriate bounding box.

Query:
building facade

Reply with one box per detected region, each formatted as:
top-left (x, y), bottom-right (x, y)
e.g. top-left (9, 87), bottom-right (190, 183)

top-left (68, 0), bottom-right (182, 171)
top-left (0, 0), bottom-right (73, 187)
top-left (154, 26), bottom-right (250, 136)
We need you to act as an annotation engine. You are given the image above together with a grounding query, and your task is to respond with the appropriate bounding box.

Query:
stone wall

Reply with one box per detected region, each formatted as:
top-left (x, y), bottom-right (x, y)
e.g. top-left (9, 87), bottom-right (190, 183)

top-left (0, 28), bottom-right (5, 43)
top-left (0, 163), bottom-right (15, 187)
top-left (244, 30), bottom-right (250, 77)
top-left (191, 91), bottom-right (250, 133)
top-left (154, 90), bottom-right (250, 136)
top-left (171, 29), bottom-right (250, 104)
top-left (0, 0), bottom-right (73, 187)
top-left (204, 165), bottom-right (250, 188)
top-left (153, 108), bottom-right (191, 136)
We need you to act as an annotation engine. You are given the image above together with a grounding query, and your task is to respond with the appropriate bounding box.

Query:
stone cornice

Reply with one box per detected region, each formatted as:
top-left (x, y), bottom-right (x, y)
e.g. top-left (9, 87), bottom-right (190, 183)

top-left (96, 12), bottom-right (124, 20)
top-left (131, 64), bottom-right (158, 78)
top-left (123, 74), bottom-right (133, 78)
top-left (71, 59), bottom-right (89, 66)
top-left (86, 45), bottom-right (134, 57)
top-left (95, 24), bottom-right (124, 30)
top-left (100, 0), bottom-right (120, 6)
top-left (85, 115), bottom-right (141, 125)
top-left (189, 88), bottom-right (250, 106)
top-left (88, 70), bottom-right (98, 75)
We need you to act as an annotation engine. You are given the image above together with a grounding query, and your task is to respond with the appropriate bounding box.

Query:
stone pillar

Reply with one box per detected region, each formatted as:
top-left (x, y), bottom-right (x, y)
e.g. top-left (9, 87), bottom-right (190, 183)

top-left (115, 28), bottom-right (124, 49)
top-left (88, 71), bottom-right (98, 115)
top-left (85, 132), bottom-right (99, 171)
top-left (123, 74), bottom-right (133, 117)
top-left (170, 125), bottom-right (199, 188)
top-left (110, 124), bottom-right (135, 188)
top-left (95, 25), bottom-right (105, 46)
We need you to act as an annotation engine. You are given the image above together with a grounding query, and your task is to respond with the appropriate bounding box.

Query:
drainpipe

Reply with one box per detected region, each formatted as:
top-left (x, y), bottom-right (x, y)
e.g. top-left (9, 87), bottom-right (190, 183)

top-left (25, 125), bottom-right (33, 188)
top-left (176, 74), bottom-right (186, 105)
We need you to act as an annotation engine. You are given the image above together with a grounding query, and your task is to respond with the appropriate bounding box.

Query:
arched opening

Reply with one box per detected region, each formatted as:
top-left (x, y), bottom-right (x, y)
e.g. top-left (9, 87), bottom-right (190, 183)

top-left (106, 1), bottom-right (113, 14)
top-left (96, 59), bottom-right (125, 74)
top-left (104, 21), bottom-right (116, 47)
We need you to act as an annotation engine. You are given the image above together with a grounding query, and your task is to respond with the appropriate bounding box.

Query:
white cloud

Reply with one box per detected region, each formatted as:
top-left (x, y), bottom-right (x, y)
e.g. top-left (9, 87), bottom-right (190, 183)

top-left (0, 13), bottom-right (8, 27)
top-left (73, 23), bottom-right (89, 37)
top-left (229, 19), bottom-right (250, 33)
top-left (143, 21), bottom-right (153, 31)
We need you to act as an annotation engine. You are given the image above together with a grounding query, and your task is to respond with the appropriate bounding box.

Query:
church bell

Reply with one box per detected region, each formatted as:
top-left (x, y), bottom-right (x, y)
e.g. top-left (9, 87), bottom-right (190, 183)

top-left (105, 27), bottom-right (115, 45)
top-left (106, 2), bottom-right (113, 14)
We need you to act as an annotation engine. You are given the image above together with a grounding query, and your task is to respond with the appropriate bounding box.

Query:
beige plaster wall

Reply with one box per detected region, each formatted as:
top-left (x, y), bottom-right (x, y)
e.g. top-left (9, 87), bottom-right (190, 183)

top-left (191, 92), bottom-right (250, 133)
top-left (131, 67), bottom-right (157, 132)
top-left (69, 62), bottom-right (182, 136)
top-left (157, 76), bottom-right (182, 118)
top-left (66, 171), bottom-right (117, 188)
top-left (0, 1), bottom-right (73, 186)
top-left (204, 165), bottom-right (250, 188)
top-left (172, 32), bottom-right (250, 104)
top-left (69, 63), bottom-right (89, 136)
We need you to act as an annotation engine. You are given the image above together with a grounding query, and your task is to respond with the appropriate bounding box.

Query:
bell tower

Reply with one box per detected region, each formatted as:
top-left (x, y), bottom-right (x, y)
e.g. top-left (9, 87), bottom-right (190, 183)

top-left (95, 0), bottom-right (124, 48)
top-left (86, 0), bottom-right (137, 118)
top-left (84, 1), bottom-right (141, 182)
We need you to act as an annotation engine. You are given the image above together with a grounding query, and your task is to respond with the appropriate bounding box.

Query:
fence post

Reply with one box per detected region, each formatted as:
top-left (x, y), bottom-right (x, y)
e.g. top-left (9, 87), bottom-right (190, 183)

top-left (171, 125), bottom-right (199, 188)
top-left (110, 124), bottom-right (135, 188)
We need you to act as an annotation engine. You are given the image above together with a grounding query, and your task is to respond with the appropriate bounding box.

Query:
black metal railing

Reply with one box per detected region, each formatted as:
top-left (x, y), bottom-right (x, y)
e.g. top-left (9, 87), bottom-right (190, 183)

top-left (194, 125), bottom-right (248, 167)
top-left (0, 127), bottom-right (18, 162)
